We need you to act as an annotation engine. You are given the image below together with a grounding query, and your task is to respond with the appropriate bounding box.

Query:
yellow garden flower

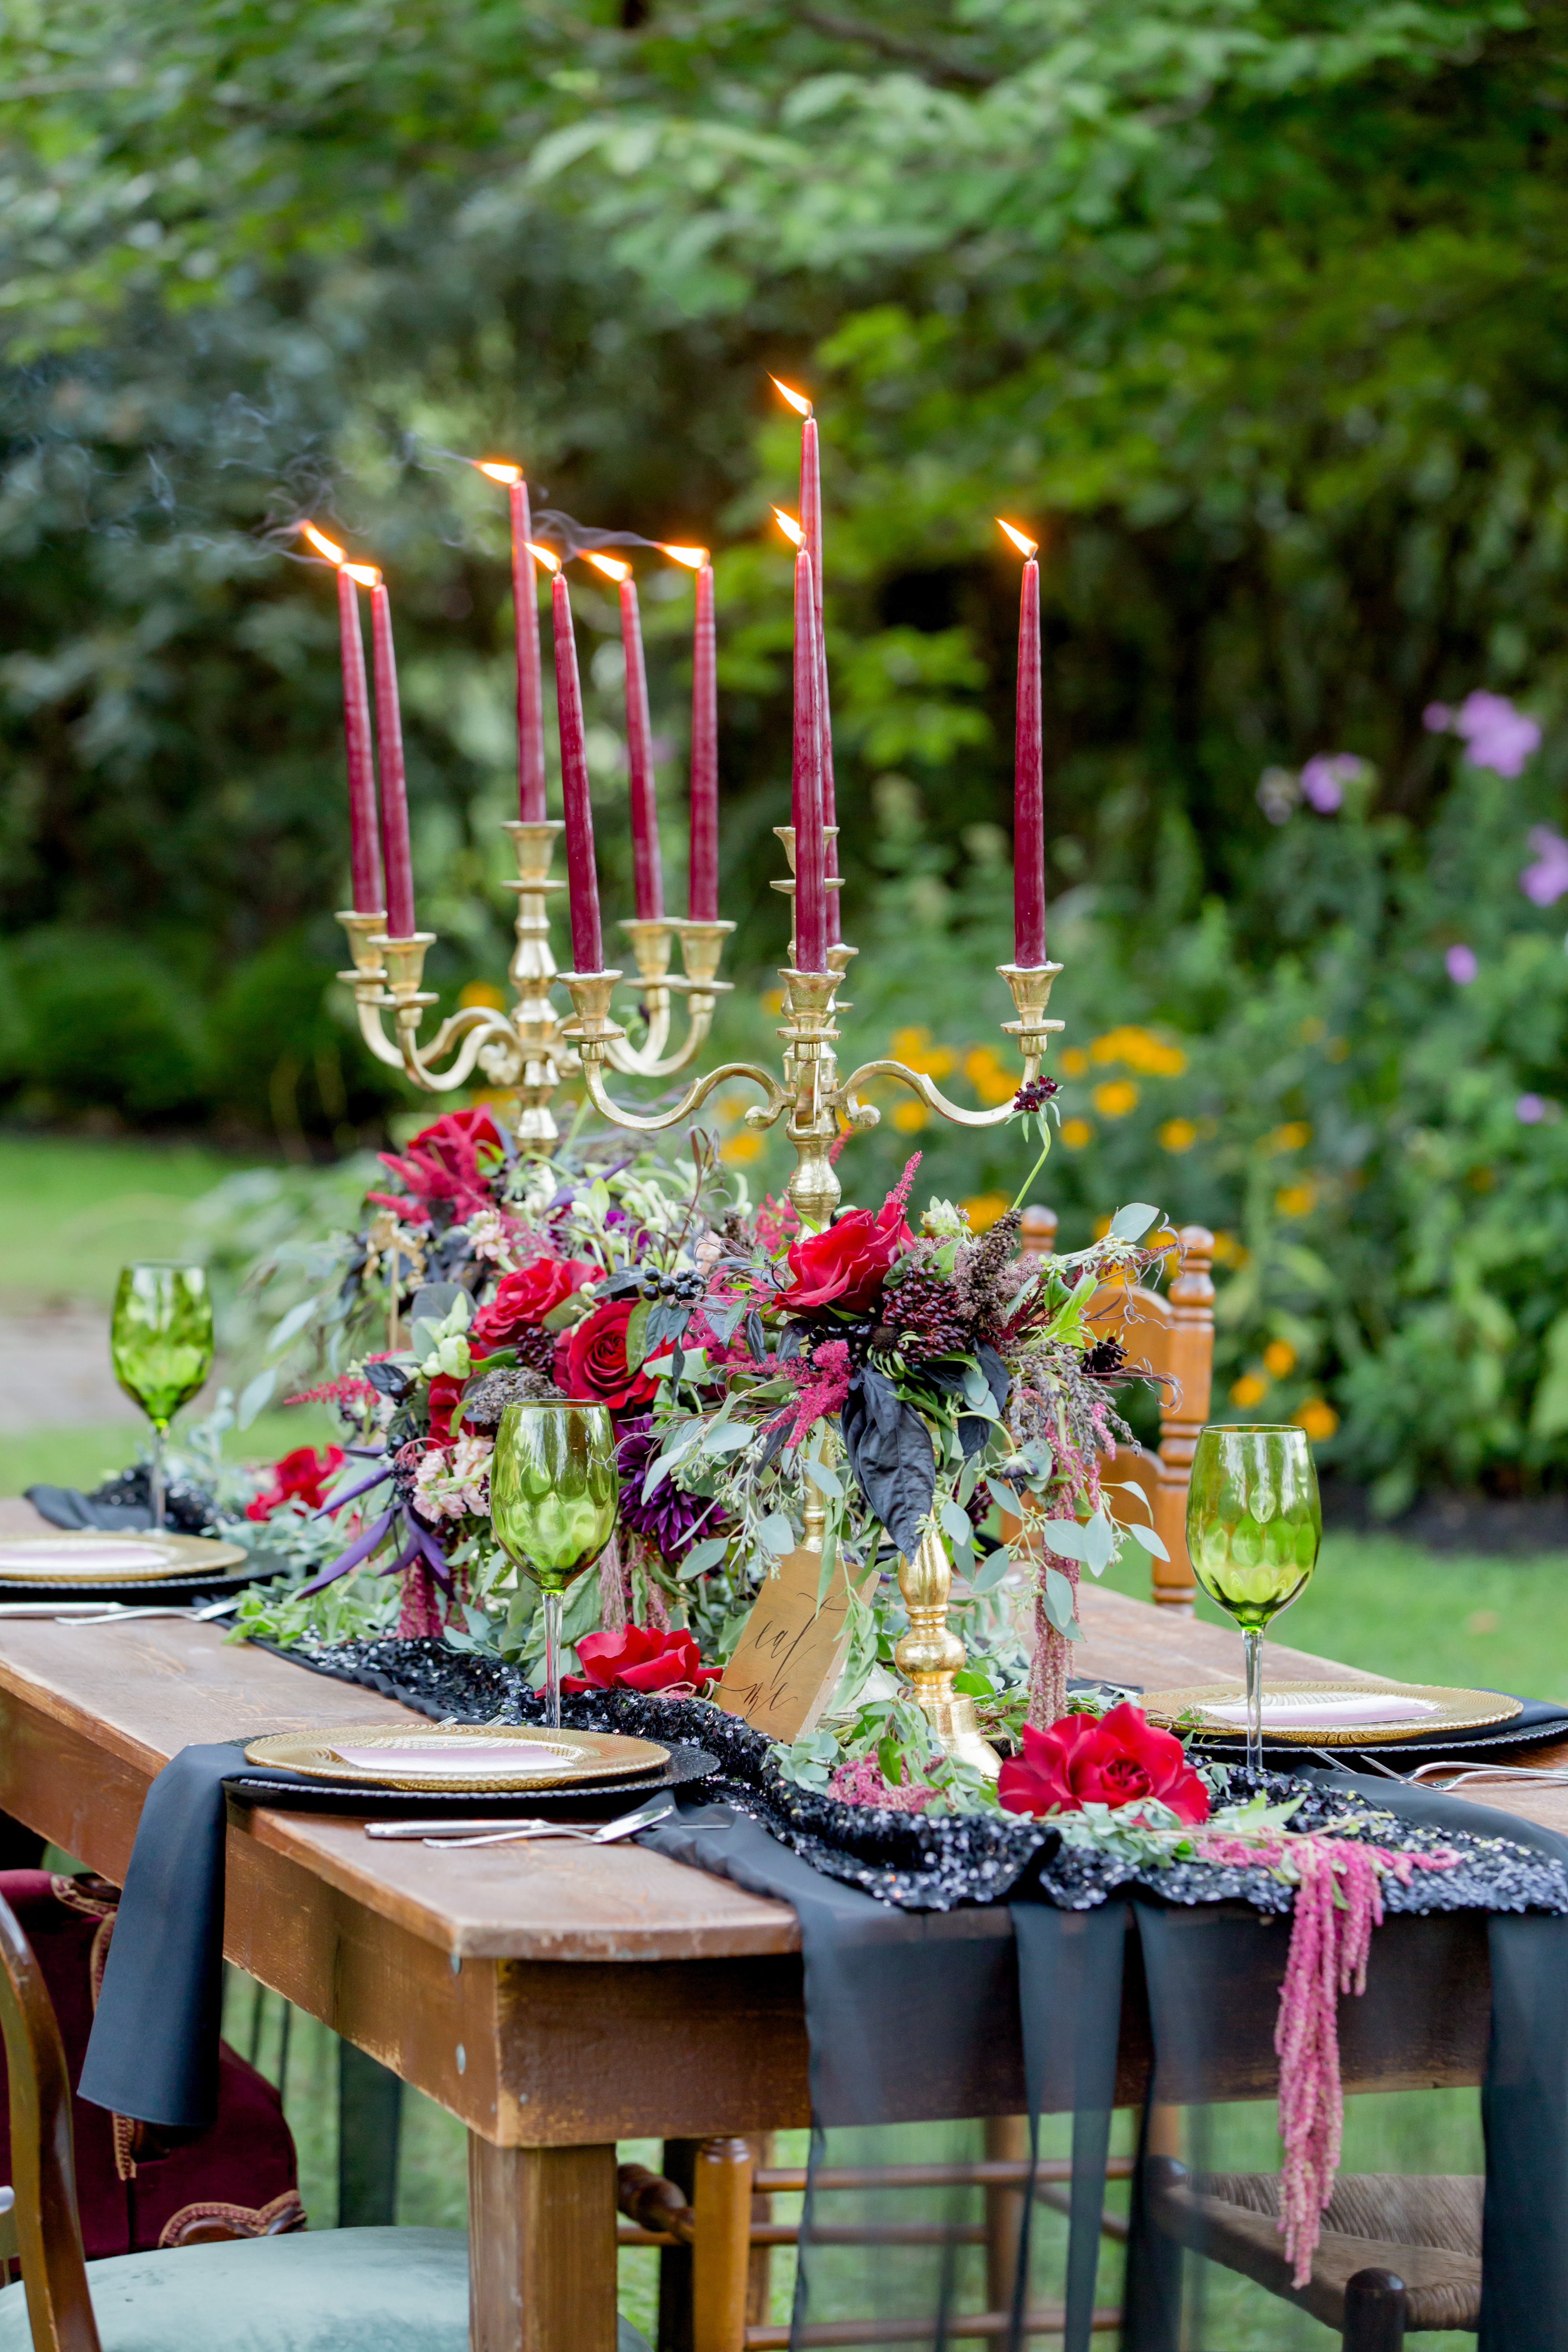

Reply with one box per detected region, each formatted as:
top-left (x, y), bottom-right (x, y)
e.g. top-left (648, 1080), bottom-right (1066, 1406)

top-left (1060, 1117), bottom-right (1094, 1150)
top-left (1275, 1182), bottom-right (1318, 1218)
top-left (1159, 1118), bottom-right (1198, 1152)
top-left (458, 980), bottom-right (507, 1010)
top-left (892, 1099), bottom-right (929, 1131)
top-left (1092, 1078), bottom-right (1139, 1118)
top-left (1293, 1398), bottom-right (1339, 1441)
top-left (963, 1192), bottom-right (1011, 1232)
top-left (890, 1025), bottom-right (956, 1078)
top-left (1230, 1372), bottom-right (1270, 1409)
top-left (1262, 1338), bottom-right (1297, 1379)
top-left (721, 1132), bottom-right (763, 1164)
top-left (962, 1044), bottom-right (1016, 1105)
top-left (1059, 1046), bottom-right (1090, 1078)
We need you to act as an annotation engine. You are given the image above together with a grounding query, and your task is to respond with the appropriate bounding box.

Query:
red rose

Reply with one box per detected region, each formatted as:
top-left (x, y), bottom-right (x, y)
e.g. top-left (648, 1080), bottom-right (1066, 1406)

top-left (425, 1373), bottom-right (467, 1447)
top-left (779, 1197), bottom-right (913, 1314)
top-left (561, 1624), bottom-right (721, 1695)
top-left (470, 1257), bottom-right (599, 1351)
top-left (245, 1444), bottom-right (346, 1522)
top-left (554, 1298), bottom-right (666, 1411)
top-left (997, 1703), bottom-right (1210, 1826)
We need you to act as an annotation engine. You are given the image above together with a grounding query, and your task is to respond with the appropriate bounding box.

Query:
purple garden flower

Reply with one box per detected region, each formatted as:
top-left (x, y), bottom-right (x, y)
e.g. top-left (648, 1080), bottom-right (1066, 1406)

top-left (1427, 691), bottom-right (1541, 778)
top-left (1298, 754), bottom-right (1362, 814)
top-left (613, 1414), bottom-right (723, 1562)
top-left (1517, 1094), bottom-right (1547, 1125)
top-left (1520, 827), bottom-right (1568, 907)
top-left (1445, 944), bottom-right (1479, 984)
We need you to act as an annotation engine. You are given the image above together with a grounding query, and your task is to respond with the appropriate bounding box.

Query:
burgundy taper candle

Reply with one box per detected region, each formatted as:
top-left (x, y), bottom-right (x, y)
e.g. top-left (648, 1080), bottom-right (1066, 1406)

top-left (337, 567), bottom-right (383, 915)
top-left (619, 576), bottom-right (663, 921)
top-left (791, 549), bottom-right (827, 973)
top-left (509, 480), bottom-right (547, 822)
top-left (799, 413), bottom-right (839, 943)
top-left (369, 581), bottom-right (416, 940)
top-left (1014, 552), bottom-right (1046, 966)
top-left (552, 572), bottom-right (604, 973)
top-left (688, 560), bottom-right (719, 920)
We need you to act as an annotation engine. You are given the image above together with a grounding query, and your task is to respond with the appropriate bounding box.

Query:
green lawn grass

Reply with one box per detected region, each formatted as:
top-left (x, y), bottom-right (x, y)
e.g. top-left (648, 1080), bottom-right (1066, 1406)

top-left (0, 1133), bottom-right (241, 1308)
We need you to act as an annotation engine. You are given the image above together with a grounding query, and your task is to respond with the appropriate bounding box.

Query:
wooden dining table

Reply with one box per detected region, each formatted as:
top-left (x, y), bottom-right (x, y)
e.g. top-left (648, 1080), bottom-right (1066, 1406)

top-left (0, 1553), bottom-right (1559, 2352)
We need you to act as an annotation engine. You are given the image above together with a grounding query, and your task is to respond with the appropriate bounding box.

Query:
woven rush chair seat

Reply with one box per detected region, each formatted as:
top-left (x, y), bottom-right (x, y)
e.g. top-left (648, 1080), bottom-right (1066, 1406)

top-left (1151, 2159), bottom-right (1482, 2336)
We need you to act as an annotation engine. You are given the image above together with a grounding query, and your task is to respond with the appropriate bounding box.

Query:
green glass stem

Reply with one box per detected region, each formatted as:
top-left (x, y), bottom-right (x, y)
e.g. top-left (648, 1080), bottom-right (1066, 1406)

top-left (1244, 1624), bottom-right (1264, 1776)
top-left (149, 1425), bottom-right (166, 1534)
top-left (540, 1590), bottom-right (564, 1730)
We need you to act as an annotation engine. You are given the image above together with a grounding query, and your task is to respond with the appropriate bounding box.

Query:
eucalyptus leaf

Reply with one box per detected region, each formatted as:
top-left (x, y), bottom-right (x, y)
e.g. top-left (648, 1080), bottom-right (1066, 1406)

top-left (937, 1496), bottom-right (974, 1549)
top-left (623, 1298), bottom-right (652, 1372)
top-left (236, 1366), bottom-right (277, 1430)
top-left (803, 1456), bottom-right (844, 1499)
top-left (971, 1548), bottom-right (1013, 1594)
top-left (1038, 1517), bottom-right (1092, 1562)
top-left (756, 1512), bottom-right (796, 1554)
top-left (1109, 1202), bottom-right (1160, 1242)
top-left (1125, 1521), bottom-right (1171, 1561)
top-left (1083, 1510), bottom-right (1115, 1575)
top-left (679, 1534), bottom-right (731, 1578)
top-left (266, 1295), bottom-right (319, 1357)
top-left (813, 1519), bottom-right (840, 1615)
top-left (1042, 1565), bottom-right (1084, 1639)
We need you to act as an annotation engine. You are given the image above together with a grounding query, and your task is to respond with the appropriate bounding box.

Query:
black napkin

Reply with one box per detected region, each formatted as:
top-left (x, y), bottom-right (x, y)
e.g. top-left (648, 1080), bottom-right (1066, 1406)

top-left (79, 1745), bottom-right (309, 2129)
top-left (24, 1483), bottom-right (153, 1531)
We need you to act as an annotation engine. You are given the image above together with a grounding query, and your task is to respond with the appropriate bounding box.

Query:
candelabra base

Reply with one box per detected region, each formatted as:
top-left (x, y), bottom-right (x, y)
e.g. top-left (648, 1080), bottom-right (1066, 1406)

top-left (894, 1530), bottom-right (1002, 1779)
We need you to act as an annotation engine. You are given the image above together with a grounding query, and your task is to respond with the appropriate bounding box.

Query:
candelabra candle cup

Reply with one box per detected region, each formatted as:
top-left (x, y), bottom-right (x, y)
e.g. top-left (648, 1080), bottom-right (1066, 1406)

top-left (670, 918), bottom-right (735, 994)
top-left (1186, 1424), bottom-right (1322, 1775)
top-left (110, 1264), bottom-right (214, 1532)
top-left (490, 1403), bottom-right (618, 1730)
top-left (894, 1531), bottom-right (1001, 1777)
top-left (336, 909), bottom-right (389, 983)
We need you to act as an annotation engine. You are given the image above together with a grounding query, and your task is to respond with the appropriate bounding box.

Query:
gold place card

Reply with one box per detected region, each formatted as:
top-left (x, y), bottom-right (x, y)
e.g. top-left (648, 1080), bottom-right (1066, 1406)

top-left (716, 1546), bottom-right (876, 1743)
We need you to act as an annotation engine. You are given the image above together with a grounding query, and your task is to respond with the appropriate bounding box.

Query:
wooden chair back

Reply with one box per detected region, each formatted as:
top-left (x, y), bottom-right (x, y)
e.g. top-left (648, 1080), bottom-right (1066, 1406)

top-left (0, 1890), bottom-right (99, 2352)
top-left (1017, 1207), bottom-right (1215, 1609)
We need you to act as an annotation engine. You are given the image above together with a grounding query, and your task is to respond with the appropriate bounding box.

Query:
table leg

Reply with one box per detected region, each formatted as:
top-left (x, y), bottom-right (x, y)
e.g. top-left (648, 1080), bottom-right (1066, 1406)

top-left (468, 2136), bottom-right (618, 2352)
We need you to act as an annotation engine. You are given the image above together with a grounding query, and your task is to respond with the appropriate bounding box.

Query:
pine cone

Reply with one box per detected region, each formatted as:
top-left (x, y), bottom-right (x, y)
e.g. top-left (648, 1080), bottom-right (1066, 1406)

top-left (885, 1265), bottom-right (972, 1361)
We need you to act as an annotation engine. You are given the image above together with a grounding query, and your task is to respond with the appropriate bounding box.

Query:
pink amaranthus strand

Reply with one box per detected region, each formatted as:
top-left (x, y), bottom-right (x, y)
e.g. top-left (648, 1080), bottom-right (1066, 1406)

top-left (1027, 1543), bottom-right (1079, 1729)
top-left (397, 1561), bottom-right (447, 1640)
top-left (1193, 1831), bottom-right (1459, 2289)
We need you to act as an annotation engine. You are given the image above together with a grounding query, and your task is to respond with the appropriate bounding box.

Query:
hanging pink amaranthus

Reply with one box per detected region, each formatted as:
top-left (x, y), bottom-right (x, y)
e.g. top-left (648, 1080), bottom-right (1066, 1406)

top-left (1196, 1828), bottom-right (1459, 2286)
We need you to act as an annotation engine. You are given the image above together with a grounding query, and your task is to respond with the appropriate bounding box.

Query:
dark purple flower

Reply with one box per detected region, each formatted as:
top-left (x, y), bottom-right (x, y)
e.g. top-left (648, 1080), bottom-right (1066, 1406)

top-left (1013, 1076), bottom-right (1060, 1114)
top-left (614, 1415), bottom-right (724, 1562)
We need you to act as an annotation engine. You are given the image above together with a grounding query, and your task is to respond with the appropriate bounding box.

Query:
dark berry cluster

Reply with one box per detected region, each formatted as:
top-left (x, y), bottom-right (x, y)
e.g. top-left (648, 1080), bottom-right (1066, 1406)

top-left (1013, 1075), bottom-right (1061, 1114)
top-left (877, 1266), bottom-right (973, 1361)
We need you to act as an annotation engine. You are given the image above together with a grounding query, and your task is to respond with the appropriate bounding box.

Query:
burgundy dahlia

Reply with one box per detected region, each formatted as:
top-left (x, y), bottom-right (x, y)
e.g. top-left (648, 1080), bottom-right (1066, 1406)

top-left (614, 1416), bottom-right (722, 1562)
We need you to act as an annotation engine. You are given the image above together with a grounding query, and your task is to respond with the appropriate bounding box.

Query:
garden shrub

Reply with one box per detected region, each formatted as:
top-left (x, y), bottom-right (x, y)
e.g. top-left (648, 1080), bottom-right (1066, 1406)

top-left (6, 927), bottom-right (208, 1122)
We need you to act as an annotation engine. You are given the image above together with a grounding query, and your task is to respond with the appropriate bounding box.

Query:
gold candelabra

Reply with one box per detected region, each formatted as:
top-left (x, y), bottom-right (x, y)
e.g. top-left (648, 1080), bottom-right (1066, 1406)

top-left (557, 826), bottom-right (1064, 1777)
top-left (335, 820), bottom-right (733, 1147)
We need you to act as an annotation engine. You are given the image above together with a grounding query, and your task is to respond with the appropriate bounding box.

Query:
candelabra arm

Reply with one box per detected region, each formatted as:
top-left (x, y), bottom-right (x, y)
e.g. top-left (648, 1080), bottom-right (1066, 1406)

top-left (580, 1055), bottom-right (791, 1137)
top-left (834, 1055), bottom-right (1041, 1132)
top-left (603, 918), bottom-right (735, 1080)
top-left (338, 919), bottom-right (529, 1096)
top-left (605, 992), bottom-right (719, 1079)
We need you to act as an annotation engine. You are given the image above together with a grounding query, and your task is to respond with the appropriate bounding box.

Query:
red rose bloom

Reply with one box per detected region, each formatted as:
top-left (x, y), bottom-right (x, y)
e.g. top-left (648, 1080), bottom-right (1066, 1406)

top-left (561, 1624), bottom-right (721, 1695)
top-left (425, 1373), bottom-right (467, 1447)
top-left (779, 1197), bottom-right (913, 1314)
top-left (245, 1444), bottom-right (346, 1522)
top-left (554, 1298), bottom-right (666, 1411)
top-left (470, 1257), bottom-right (598, 1352)
top-left (997, 1703), bottom-right (1210, 1826)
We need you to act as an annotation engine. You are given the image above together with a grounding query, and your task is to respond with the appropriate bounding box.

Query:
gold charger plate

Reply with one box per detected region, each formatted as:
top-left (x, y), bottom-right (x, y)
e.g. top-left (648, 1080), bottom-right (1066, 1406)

top-left (1139, 1679), bottom-right (1523, 1747)
top-left (243, 1722), bottom-right (671, 1793)
top-left (0, 1531), bottom-right (248, 1584)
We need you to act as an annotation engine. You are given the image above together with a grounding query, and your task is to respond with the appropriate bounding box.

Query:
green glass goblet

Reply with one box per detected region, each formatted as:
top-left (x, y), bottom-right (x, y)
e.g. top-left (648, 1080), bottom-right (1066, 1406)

top-left (1186, 1423), bottom-right (1322, 1776)
top-left (110, 1263), bottom-right (215, 1531)
top-left (489, 1402), bottom-right (619, 1729)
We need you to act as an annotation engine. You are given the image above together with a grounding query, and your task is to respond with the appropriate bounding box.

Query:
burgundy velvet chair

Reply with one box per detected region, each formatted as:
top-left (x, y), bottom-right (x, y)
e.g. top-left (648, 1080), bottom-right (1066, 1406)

top-left (0, 1872), bottom-right (302, 2259)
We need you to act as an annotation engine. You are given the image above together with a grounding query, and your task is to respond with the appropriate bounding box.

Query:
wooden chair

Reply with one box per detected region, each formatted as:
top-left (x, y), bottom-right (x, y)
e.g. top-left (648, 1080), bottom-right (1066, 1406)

top-left (0, 1886), bottom-right (650, 2352)
top-left (1017, 1207), bottom-right (1215, 1611)
top-left (620, 2134), bottom-right (1129, 2351)
top-left (1145, 2157), bottom-right (1481, 2346)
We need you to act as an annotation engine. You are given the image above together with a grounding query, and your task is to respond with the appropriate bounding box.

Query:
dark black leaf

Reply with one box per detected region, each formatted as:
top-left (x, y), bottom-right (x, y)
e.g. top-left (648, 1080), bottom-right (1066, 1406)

top-left (704, 1298), bottom-right (745, 1345)
top-left (775, 1322), bottom-right (806, 1361)
top-left (408, 1282), bottom-right (463, 1329)
top-left (743, 1310), bottom-right (766, 1362)
top-left (365, 1359), bottom-right (413, 1400)
top-left (645, 1303), bottom-right (692, 1352)
top-left (842, 1369), bottom-right (935, 1557)
top-left (976, 1342), bottom-right (1011, 1413)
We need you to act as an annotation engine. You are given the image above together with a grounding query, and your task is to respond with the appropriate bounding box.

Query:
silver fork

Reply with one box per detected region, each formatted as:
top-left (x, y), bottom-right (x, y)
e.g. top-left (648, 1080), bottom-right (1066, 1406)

top-left (392, 1796), bottom-right (676, 1852)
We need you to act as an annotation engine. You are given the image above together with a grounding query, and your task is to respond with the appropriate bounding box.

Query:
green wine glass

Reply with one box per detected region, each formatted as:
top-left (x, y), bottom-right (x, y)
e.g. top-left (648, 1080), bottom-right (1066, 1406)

top-left (110, 1263), bottom-right (215, 1531)
top-left (489, 1403), bottom-right (619, 1728)
top-left (1186, 1423), bottom-right (1322, 1775)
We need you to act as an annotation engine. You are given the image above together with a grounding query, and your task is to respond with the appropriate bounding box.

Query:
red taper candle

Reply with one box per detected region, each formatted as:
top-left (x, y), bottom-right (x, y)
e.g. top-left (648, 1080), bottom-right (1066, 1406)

top-left (552, 572), bottom-right (604, 973)
top-left (509, 480), bottom-right (547, 822)
top-left (336, 568), bottom-right (383, 916)
top-left (791, 548), bottom-right (827, 973)
top-left (799, 413), bottom-right (839, 943)
top-left (1013, 548), bottom-right (1046, 966)
top-left (688, 559), bottom-right (719, 920)
top-left (369, 581), bottom-right (416, 940)
top-left (619, 575), bottom-right (663, 921)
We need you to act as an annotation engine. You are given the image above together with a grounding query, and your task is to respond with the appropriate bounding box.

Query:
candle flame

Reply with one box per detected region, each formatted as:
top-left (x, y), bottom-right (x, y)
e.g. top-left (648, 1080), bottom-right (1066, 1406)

top-left (771, 377), bottom-right (813, 418)
top-left (996, 518), bottom-right (1039, 560)
top-left (525, 541), bottom-right (561, 574)
top-left (772, 507), bottom-right (805, 548)
top-left (473, 459), bottom-right (523, 485)
top-left (301, 522), bottom-right (380, 587)
top-left (660, 543), bottom-right (709, 569)
top-left (584, 551), bottom-right (632, 583)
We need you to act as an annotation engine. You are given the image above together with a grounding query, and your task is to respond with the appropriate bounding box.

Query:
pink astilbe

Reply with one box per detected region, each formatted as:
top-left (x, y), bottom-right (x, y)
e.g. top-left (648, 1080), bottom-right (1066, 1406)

top-left (829, 1755), bottom-right (937, 1812)
top-left (1193, 1830), bottom-right (1459, 2287)
top-left (754, 1191), bottom-right (800, 1251)
top-left (882, 1152), bottom-right (922, 1221)
top-left (784, 1339), bottom-right (853, 1446)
